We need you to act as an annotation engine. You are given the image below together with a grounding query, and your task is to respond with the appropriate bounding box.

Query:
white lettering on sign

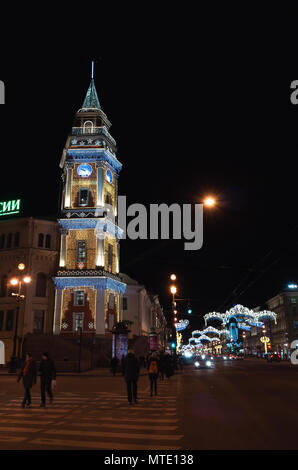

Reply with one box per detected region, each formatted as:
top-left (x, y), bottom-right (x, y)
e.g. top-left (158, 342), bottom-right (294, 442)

top-left (0, 199), bottom-right (21, 216)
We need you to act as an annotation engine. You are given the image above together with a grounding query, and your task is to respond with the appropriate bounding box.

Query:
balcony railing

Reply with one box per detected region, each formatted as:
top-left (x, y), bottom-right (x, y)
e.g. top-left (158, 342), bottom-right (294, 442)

top-left (71, 127), bottom-right (116, 146)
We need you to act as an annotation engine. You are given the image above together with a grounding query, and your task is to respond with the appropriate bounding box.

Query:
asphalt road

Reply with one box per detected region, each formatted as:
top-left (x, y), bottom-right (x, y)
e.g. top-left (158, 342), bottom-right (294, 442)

top-left (0, 359), bottom-right (297, 451)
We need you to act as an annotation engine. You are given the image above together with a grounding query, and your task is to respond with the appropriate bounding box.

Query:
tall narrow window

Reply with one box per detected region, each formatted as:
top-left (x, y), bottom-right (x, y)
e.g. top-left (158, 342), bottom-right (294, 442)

top-left (38, 233), bottom-right (44, 247)
top-left (45, 234), bottom-right (51, 249)
top-left (0, 311), bottom-right (4, 330)
top-left (108, 244), bottom-right (113, 271)
top-left (79, 188), bottom-right (89, 206)
top-left (74, 313), bottom-right (84, 331)
top-left (105, 193), bottom-right (112, 206)
top-left (36, 273), bottom-right (47, 297)
top-left (6, 310), bottom-right (14, 331)
top-left (33, 310), bottom-right (45, 333)
top-left (77, 241), bottom-right (87, 264)
top-left (0, 234), bottom-right (5, 249)
top-left (74, 290), bottom-right (85, 306)
top-left (0, 276), bottom-right (7, 297)
top-left (123, 297), bottom-right (128, 311)
top-left (14, 232), bottom-right (20, 247)
top-left (6, 233), bottom-right (12, 249)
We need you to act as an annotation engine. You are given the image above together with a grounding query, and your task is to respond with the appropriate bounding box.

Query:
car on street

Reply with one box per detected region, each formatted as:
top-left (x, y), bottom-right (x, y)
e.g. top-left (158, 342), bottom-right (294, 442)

top-left (193, 355), bottom-right (213, 369)
top-left (267, 352), bottom-right (281, 362)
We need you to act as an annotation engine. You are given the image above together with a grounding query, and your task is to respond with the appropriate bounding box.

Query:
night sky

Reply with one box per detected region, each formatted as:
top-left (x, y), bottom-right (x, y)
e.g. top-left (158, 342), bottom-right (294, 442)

top-left (1, 5), bottom-right (298, 332)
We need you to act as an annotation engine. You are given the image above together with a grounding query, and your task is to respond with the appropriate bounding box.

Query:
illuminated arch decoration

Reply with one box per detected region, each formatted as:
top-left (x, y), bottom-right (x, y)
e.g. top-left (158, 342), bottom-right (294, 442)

top-left (192, 326), bottom-right (230, 337)
top-left (204, 312), bottom-right (224, 325)
top-left (204, 304), bottom-right (277, 328)
top-left (255, 310), bottom-right (277, 324)
top-left (175, 319), bottom-right (189, 331)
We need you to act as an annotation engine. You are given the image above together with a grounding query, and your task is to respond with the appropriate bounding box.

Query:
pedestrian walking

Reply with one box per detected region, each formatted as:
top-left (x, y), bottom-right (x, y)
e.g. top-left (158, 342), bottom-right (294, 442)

top-left (123, 349), bottom-right (139, 405)
top-left (148, 352), bottom-right (159, 396)
top-left (159, 352), bottom-right (165, 381)
top-left (121, 354), bottom-right (125, 375)
top-left (164, 352), bottom-right (174, 379)
top-left (110, 356), bottom-right (119, 376)
top-left (39, 352), bottom-right (56, 407)
top-left (17, 352), bottom-right (37, 408)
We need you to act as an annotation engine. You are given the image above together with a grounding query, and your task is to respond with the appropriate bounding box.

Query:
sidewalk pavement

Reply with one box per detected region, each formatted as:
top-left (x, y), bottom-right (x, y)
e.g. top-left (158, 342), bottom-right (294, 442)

top-left (0, 367), bottom-right (183, 377)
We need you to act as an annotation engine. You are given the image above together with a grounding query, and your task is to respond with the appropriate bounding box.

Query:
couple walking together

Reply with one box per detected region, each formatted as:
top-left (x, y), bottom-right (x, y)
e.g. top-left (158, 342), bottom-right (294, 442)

top-left (123, 350), bottom-right (160, 404)
top-left (18, 352), bottom-right (56, 408)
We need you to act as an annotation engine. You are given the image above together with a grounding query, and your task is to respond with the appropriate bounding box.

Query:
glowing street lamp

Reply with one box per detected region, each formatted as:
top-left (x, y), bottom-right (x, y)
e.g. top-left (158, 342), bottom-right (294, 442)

top-left (8, 265), bottom-right (32, 373)
top-left (170, 274), bottom-right (177, 281)
top-left (204, 196), bottom-right (216, 208)
top-left (170, 286), bottom-right (177, 295)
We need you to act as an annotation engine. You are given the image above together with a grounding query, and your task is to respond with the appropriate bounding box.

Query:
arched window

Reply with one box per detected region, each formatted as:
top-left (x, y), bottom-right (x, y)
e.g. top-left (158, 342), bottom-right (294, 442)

top-left (83, 120), bottom-right (94, 134)
top-left (38, 233), bottom-right (44, 247)
top-left (36, 272), bottom-right (47, 297)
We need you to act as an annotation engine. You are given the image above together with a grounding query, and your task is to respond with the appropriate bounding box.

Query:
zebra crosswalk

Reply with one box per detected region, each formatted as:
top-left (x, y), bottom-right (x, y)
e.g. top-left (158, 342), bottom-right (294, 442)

top-left (0, 380), bottom-right (183, 450)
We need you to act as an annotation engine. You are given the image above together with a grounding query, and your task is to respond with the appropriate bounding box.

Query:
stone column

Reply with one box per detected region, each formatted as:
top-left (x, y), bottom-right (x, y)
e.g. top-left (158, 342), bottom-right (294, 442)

top-left (96, 236), bottom-right (105, 267)
top-left (97, 164), bottom-right (104, 207)
top-left (59, 230), bottom-right (67, 267)
top-left (95, 288), bottom-right (105, 335)
top-left (53, 287), bottom-right (63, 334)
top-left (116, 240), bottom-right (120, 273)
top-left (65, 165), bottom-right (72, 208)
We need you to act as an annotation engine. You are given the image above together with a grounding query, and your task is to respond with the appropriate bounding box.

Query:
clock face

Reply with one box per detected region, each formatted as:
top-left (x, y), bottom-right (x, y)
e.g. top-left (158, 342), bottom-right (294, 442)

top-left (77, 164), bottom-right (92, 177)
top-left (106, 169), bottom-right (112, 183)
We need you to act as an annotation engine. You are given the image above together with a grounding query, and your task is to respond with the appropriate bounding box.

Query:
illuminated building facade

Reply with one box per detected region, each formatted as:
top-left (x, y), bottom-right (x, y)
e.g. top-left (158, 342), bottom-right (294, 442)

top-left (0, 217), bottom-right (59, 364)
top-left (53, 76), bottom-right (126, 338)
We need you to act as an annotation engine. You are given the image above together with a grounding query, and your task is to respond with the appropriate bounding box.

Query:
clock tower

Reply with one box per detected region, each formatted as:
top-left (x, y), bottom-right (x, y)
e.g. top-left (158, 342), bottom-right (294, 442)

top-left (53, 72), bottom-right (126, 339)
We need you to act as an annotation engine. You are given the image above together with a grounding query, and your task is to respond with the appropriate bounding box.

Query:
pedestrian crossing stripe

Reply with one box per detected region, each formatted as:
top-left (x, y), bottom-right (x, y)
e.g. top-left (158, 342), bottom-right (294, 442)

top-left (0, 426), bottom-right (42, 433)
top-left (43, 429), bottom-right (183, 441)
top-left (70, 422), bottom-right (178, 431)
top-left (29, 437), bottom-right (181, 451)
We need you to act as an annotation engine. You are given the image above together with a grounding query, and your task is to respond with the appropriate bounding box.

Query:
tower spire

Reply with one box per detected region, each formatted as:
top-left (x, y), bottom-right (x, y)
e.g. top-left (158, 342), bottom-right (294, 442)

top-left (80, 61), bottom-right (100, 111)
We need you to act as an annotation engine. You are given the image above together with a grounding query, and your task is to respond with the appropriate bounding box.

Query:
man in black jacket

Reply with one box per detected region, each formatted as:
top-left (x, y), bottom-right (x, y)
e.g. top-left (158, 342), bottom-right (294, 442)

top-left (39, 352), bottom-right (56, 407)
top-left (18, 352), bottom-right (37, 408)
top-left (123, 349), bottom-right (139, 405)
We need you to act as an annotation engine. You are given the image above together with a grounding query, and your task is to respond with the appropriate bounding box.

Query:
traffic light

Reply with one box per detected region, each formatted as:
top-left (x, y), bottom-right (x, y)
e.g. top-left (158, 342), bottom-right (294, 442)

top-left (171, 342), bottom-right (176, 349)
top-left (187, 308), bottom-right (192, 314)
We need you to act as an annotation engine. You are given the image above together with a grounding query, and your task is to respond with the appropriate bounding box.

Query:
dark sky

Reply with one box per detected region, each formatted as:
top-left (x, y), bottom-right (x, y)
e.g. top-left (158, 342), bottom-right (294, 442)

top-left (1, 4), bottom-right (298, 331)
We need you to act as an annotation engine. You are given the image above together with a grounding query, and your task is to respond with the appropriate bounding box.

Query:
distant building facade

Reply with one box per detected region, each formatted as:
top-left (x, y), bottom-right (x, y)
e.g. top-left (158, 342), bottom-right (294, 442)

top-left (0, 217), bottom-right (59, 364)
top-left (119, 273), bottom-right (167, 355)
top-left (266, 286), bottom-right (298, 359)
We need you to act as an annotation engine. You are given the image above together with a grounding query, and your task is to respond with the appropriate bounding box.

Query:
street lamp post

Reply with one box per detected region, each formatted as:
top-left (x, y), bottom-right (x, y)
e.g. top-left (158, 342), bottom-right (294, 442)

top-left (8, 265), bottom-right (31, 374)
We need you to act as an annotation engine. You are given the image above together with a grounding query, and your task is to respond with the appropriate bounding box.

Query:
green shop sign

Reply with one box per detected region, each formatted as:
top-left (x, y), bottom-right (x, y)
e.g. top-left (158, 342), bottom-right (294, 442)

top-left (0, 199), bottom-right (21, 217)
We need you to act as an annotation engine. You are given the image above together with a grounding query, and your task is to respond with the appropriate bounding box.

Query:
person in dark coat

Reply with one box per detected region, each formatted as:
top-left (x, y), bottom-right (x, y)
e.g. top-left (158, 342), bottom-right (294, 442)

top-left (164, 353), bottom-right (174, 379)
top-left (110, 356), bottom-right (119, 376)
top-left (123, 349), bottom-right (139, 405)
top-left (39, 352), bottom-right (56, 407)
top-left (159, 352), bottom-right (166, 381)
top-left (17, 352), bottom-right (37, 408)
top-left (148, 352), bottom-right (159, 396)
top-left (121, 354), bottom-right (125, 375)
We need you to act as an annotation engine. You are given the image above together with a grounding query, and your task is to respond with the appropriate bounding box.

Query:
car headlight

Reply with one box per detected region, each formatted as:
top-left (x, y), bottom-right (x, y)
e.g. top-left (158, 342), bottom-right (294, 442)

top-left (206, 361), bottom-right (212, 367)
top-left (223, 356), bottom-right (227, 360)
top-left (194, 362), bottom-right (200, 367)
